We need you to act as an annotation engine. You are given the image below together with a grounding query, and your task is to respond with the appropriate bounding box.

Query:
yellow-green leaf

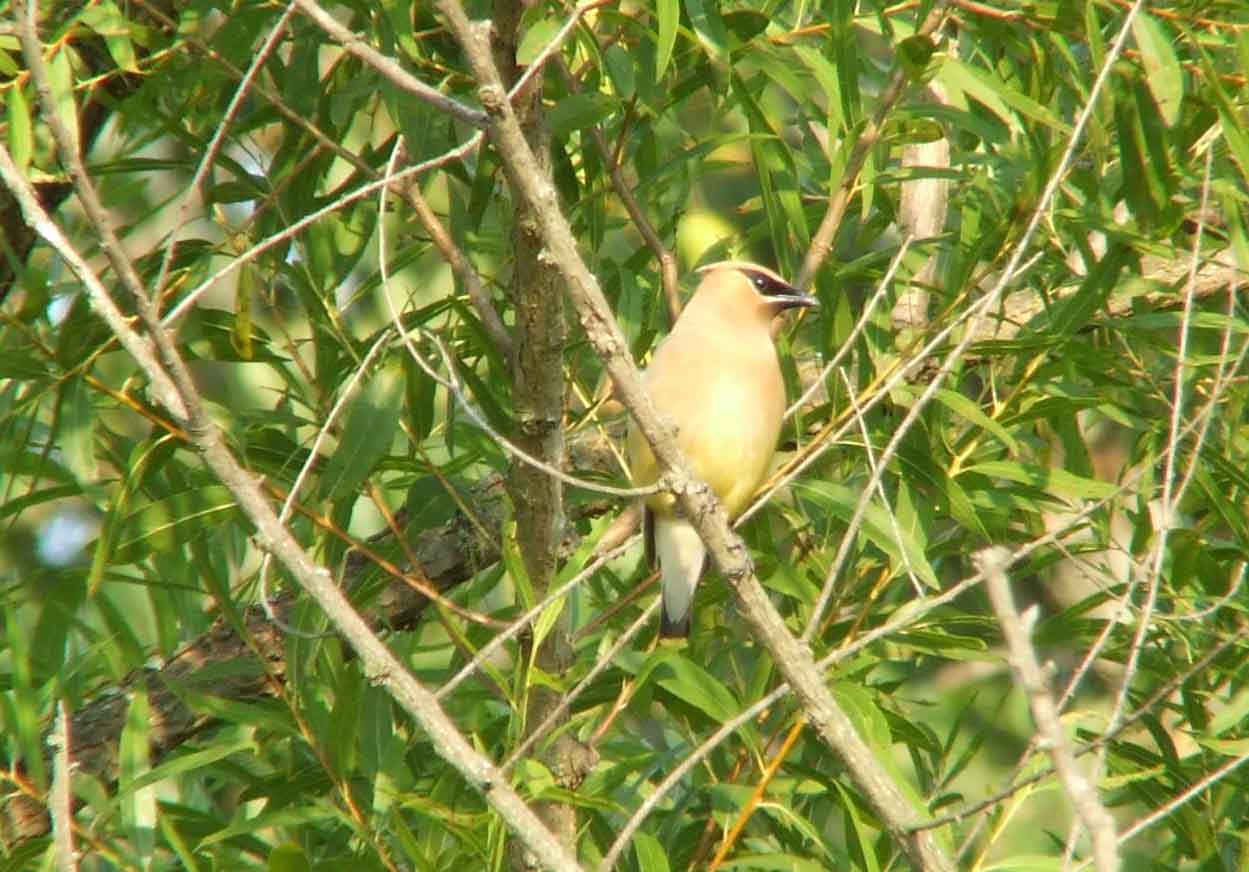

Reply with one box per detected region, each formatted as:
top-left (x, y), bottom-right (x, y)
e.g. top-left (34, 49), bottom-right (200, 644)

top-left (7, 85), bottom-right (32, 172)
top-left (1132, 12), bottom-right (1183, 127)
top-left (655, 0), bottom-right (679, 79)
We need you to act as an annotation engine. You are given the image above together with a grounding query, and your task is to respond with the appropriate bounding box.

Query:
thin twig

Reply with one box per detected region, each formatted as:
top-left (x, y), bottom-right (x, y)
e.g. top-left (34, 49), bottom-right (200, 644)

top-left (258, 329), bottom-right (394, 639)
top-left (802, 0), bottom-right (1149, 636)
top-left (839, 367), bottom-right (926, 597)
top-left (151, 0), bottom-right (298, 300)
top-left (436, 537), bottom-right (637, 700)
top-left (784, 236), bottom-right (913, 419)
top-left (434, 4), bottom-right (955, 868)
top-left (163, 136), bottom-right (484, 326)
top-left (795, 0), bottom-right (952, 290)
top-left (502, 599), bottom-right (660, 774)
top-left (1112, 751), bottom-right (1249, 850)
top-left (401, 176), bottom-right (514, 361)
top-left (554, 55), bottom-right (681, 325)
top-left (292, 0), bottom-right (487, 127)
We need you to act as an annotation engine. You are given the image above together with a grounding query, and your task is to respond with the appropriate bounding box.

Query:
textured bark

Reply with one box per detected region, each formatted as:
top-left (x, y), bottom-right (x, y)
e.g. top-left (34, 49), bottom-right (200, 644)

top-left (490, 2), bottom-right (583, 862)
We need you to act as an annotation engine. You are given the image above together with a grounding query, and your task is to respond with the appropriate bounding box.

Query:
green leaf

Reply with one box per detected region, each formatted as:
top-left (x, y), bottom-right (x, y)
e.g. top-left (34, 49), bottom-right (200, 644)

top-left (940, 59), bottom-right (1069, 135)
top-left (962, 460), bottom-right (1118, 501)
top-left (899, 384), bottom-right (1019, 454)
top-left (114, 485), bottom-right (238, 564)
top-left (6, 84), bottom-right (32, 172)
top-left (897, 34), bottom-right (939, 83)
top-left (633, 831), bottom-right (671, 872)
top-left (516, 17), bottom-right (561, 66)
top-left (798, 481), bottom-right (940, 589)
top-left (1132, 12), bottom-right (1183, 127)
top-left (646, 652), bottom-right (738, 723)
top-left (1047, 244), bottom-right (1129, 336)
top-left (722, 9), bottom-right (769, 45)
top-left (78, 1), bottom-right (138, 72)
top-left (0, 349), bottom-right (47, 380)
top-left (546, 92), bottom-right (616, 136)
top-left (268, 843), bottom-right (312, 872)
top-left (118, 738), bottom-right (256, 801)
top-left (47, 47), bottom-right (80, 149)
top-left (654, 0), bottom-right (679, 80)
top-left (318, 359), bottom-right (404, 502)
top-left (683, 0), bottom-right (730, 62)
top-left (119, 691), bottom-right (156, 857)
top-left (605, 43), bottom-right (637, 100)
top-left (834, 780), bottom-right (882, 872)
top-left (531, 594), bottom-right (566, 653)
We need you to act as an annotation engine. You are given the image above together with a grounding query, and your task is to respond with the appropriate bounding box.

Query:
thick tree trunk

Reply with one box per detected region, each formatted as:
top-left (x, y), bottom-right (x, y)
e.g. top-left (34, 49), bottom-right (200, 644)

top-left (490, 2), bottom-right (581, 862)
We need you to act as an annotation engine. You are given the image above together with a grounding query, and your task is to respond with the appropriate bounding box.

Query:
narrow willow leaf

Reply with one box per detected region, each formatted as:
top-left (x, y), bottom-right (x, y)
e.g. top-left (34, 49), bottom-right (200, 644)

top-left (683, 0), bottom-right (730, 62)
top-left (47, 48), bottom-right (80, 151)
top-left (1132, 12), bottom-right (1183, 127)
top-left (114, 485), bottom-right (238, 564)
top-left (119, 691), bottom-right (156, 857)
top-left (268, 844), bottom-right (312, 872)
top-left (118, 736), bottom-right (255, 798)
top-left (318, 360), bottom-right (404, 502)
top-left (799, 481), bottom-right (940, 589)
top-left (654, 0), bottom-right (679, 80)
top-left (634, 831), bottom-right (672, 872)
top-left (531, 595), bottom-right (566, 655)
top-left (546, 92), bottom-right (616, 136)
top-left (646, 653), bottom-right (738, 722)
top-left (6, 84), bottom-right (32, 171)
top-left (963, 460), bottom-right (1118, 500)
top-left (833, 780), bottom-right (882, 872)
top-left (516, 17), bottom-right (560, 66)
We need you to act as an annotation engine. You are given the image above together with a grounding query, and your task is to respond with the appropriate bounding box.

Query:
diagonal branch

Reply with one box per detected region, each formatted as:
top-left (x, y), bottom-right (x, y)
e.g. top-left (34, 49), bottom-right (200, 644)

top-left (0, 140), bottom-right (583, 872)
top-left (977, 547), bottom-right (1120, 872)
top-left (431, 4), bottom-right (954, 870)
top-left (292, 0), bottom-right (488, 127)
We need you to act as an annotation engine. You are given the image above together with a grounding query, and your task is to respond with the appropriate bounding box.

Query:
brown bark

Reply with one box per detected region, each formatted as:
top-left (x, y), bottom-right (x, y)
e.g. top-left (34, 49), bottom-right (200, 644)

top-left (490, 2), bottom-right (584, 862)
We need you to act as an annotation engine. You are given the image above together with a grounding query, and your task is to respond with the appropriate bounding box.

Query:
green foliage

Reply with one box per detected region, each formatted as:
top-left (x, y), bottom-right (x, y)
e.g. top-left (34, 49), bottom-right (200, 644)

top-left (2, 0), bottom-right (1249, 869)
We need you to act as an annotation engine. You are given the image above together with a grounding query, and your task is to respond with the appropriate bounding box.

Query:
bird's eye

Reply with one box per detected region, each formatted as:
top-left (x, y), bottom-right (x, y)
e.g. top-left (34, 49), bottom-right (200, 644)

top-left (751, 274), bottom-right (769, 291)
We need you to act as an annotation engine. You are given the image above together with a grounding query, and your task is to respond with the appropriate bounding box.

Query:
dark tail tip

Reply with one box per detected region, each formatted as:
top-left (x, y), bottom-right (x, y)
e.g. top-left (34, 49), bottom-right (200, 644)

top-left (659, 610), bottom-right (691, 639)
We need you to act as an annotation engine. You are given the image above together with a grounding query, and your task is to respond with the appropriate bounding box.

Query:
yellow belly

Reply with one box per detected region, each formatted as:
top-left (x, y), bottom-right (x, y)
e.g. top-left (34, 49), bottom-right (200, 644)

top-left (627, 373), bottom-right (784, 519)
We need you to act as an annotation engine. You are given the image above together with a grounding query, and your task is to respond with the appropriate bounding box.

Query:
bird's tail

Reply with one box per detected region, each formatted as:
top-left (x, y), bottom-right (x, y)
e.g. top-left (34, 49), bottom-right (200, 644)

top-left (653, 513), bottom-right (708, 639)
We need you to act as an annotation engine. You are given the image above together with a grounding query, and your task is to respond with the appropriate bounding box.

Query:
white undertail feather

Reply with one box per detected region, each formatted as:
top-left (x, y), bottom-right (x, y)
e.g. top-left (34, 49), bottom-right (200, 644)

top-left (654, 514), bottom-right (707, 637)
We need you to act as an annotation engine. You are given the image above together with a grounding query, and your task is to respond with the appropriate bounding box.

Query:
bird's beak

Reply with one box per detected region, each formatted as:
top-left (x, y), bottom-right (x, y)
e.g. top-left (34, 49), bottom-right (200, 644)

top-left (767, 288), bottom-right (820, 311)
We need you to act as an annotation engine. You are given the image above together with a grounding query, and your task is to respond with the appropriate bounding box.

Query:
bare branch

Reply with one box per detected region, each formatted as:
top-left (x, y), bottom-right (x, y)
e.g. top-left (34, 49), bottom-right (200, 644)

top-left (977, 547), bottom-right (1120, 872)
top-left (0, 126), bottom-right (583, 872)
top-left (292, 0), bottom-right (488, 127)
top-left (50, 701), bottom-right (75, 872)
top-left (432, 3), bottom-right (954, 869)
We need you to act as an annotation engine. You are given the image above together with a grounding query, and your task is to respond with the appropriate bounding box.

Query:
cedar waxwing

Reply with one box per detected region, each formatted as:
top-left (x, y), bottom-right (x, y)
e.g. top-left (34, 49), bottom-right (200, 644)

top-left (627, 262), bottom-right (819, 638)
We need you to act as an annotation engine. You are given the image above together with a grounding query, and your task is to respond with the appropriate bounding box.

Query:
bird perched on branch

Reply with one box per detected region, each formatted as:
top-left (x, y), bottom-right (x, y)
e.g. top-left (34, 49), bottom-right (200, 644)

top-left (627, 262), bottom-right (818, 638)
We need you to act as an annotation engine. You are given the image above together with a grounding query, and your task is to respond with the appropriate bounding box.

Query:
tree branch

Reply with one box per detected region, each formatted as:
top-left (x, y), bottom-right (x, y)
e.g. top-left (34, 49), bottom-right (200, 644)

top-left (432, 4), bottom-right (954, 869)
top-left (292, 0), bottom-right (488, 128)
top-left (977, 547), bottom-right (1120, 872)
top-left (0, 142), bottom-right (582, 872)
